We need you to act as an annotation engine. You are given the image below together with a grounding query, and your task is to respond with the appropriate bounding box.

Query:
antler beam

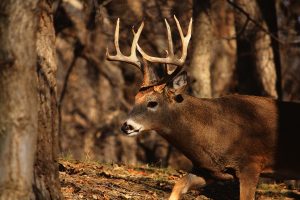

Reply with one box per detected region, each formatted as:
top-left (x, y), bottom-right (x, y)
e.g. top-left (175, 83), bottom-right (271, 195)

top-left (137, 16), bottom-right (192, 67)
top-left (106, 18), bottom-right (144, 68)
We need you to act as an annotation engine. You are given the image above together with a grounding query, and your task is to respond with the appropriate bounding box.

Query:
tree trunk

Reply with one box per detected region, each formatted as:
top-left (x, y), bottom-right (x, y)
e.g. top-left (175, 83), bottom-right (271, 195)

top-left (211, 0), bottom-right (237, 97)
top-left (33, 0), bottom-right (62, 199)
top-left (254, 25), bottom-right (278, 98)
top-left (234, 0), bottom-right (278, 98)
top-left (127, 0), bottom-right (143, 19)
top-left (257, 0), bottom-right (282, 99)
top-left (277, 0), bottom-right (300, 101)
top-left (189, 0), bottom-right (213, 98)
top-left (0, 0), bottom-right (38, 199)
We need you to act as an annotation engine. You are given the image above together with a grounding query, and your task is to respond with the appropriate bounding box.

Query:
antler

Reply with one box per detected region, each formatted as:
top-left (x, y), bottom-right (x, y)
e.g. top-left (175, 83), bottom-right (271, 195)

top-left (106, 19), bottom-right (159, 87)
top-left (106, 18), bottom-right (144, 68)
top-left (137, 16), bottom-right (192, 68)
top-left (106, 17), bottom-right (192, 88)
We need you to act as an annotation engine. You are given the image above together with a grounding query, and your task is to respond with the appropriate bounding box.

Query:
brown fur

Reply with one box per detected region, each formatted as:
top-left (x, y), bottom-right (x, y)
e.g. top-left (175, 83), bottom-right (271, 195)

top-left (124, 86), bottom-right (300, 200)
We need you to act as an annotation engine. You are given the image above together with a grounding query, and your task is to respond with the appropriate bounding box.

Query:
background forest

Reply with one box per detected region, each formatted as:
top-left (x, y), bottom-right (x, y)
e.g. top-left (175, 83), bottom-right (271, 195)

top-left (0, 0), bottom-right (300, 199)
top-left (57, 0), bottom-right (300, 169)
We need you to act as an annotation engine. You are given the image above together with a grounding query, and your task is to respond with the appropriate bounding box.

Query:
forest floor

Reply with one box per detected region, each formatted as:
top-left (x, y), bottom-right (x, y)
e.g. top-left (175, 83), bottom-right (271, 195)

top-left (59, 159), bottom-right (300, 200)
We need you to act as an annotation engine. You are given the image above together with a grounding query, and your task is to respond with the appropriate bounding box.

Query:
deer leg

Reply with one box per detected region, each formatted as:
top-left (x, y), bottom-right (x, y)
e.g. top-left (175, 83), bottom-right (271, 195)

top-left (169, 173), bottom-right (207, 200)
top-left (238, 166), bottom-right (261, 200)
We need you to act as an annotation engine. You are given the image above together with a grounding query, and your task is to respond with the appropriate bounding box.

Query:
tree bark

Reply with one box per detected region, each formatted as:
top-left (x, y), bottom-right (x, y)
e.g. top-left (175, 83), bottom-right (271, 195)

top-left (254, 24), bottom-right (278, 98)
top-left (234, 0), bottom-right (278, 98)
top-left (0, 0), bottom-right (38, 199)
top-left (277, 0), bottom-right (300, 101)
top-left (127, 0), bottom-right (143, 19)
top-left (33, 0), bottom-right (62, 199)
top-left (257, 0), bottom-right (282, 99)
top-left (211, 0), bottom-right (237, 97)
top-left (189, 0), bottom-right (213, 98)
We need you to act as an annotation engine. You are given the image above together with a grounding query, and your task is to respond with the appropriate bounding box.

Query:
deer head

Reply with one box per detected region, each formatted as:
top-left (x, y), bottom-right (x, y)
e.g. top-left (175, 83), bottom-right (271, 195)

top-left (106, 16), bottom-right (192, 136)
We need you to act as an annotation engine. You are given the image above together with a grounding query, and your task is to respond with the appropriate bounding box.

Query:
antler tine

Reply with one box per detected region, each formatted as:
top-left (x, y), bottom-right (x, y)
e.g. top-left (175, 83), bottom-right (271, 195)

top-left (115, 18), bottom-right (121, 55)
top-left (174, 16), bottom-right (192, 65)
top-left (165, 19), bottom-right (174, 57)
top-left (137, 16), bottom-right (192, 67)
top-left (131, 22), bottom-right (144, 59)
top-left (106, 18), bottom-right (144, 68)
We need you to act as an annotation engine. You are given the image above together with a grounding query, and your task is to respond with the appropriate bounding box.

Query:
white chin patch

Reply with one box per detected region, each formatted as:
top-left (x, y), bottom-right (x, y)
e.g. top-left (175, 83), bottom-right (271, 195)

top-left (126, 119), bottom-right (144, 136)
top-left (127, 132), bottom-right (140, 137)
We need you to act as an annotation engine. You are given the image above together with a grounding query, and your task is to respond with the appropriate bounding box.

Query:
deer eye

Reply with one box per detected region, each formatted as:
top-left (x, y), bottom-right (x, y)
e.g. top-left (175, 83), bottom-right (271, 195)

top-left (147, 101), bottom-right (158, 108)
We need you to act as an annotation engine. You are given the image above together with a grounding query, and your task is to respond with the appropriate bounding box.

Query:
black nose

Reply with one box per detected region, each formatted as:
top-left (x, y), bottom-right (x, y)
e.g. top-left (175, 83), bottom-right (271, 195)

top-left (121, 122), bottom-right (134, 134)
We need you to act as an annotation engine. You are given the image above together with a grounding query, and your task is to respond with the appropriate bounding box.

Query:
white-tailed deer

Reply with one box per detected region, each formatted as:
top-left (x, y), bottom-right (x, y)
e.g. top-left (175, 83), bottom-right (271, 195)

top-left (106, 16), bottom-right (300, 200)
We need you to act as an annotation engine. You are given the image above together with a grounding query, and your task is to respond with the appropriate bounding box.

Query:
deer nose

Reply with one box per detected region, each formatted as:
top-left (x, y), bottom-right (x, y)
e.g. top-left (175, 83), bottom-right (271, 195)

top-left (121, 122), bottom-right (134, 134)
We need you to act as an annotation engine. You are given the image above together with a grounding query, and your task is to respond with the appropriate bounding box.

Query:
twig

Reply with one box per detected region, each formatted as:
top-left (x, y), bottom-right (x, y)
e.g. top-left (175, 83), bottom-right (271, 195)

top-left (226, 0), bottom-right (284, 44)
top-left (289, 38), bottom-right (300, 46)
top-left (93, 0), bottom-right (112, 8)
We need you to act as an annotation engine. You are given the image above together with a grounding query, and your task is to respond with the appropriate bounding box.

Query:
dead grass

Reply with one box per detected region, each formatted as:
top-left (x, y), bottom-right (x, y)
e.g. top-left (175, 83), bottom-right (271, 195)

top-left (59, 159), bottom-right (300, 200)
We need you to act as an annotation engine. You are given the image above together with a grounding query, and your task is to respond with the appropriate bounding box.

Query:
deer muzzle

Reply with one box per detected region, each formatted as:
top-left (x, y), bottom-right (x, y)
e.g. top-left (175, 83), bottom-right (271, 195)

top-left (120, 119), bottom-right (144, 136)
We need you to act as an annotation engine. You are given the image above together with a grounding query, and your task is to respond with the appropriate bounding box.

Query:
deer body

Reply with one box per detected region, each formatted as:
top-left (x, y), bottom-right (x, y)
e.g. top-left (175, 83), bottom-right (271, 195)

top-left (106, 17), bottom-right (300, 200)
top-left (135, 93), bottom-right (300, 177)
top-left (125, 89), bottom-right (300, 200)
top-left (150, 94), bottom-right (278, 175)
top-left (131, 90), bottom-right (300, 170)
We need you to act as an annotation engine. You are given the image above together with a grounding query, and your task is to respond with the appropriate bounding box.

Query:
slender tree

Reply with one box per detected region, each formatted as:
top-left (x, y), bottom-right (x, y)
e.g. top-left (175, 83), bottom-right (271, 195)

top-left (34, 0), bottom-right (62, 199)
top-left (189, 0), bottom-right (213, 98)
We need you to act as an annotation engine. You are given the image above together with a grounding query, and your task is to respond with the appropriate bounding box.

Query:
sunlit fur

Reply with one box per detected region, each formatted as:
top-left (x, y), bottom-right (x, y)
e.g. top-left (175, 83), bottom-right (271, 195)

top-left (123, 80), bottom-right (300, 200)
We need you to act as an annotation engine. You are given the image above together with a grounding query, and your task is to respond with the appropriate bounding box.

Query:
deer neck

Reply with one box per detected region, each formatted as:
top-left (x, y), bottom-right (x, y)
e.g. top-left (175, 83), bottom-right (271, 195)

top-left (157, 95), bottom-right (220, 166)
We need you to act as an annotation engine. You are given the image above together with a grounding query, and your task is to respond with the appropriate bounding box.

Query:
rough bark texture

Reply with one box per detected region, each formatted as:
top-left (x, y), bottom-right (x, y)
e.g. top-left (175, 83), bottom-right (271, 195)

top-left (0, 0), bottom-right (38, 199)
top-left (234, 0), bottom-right (278, 98)
top-left (257, 0), bottom-right (282, 99)
top-left (254, 25), bottom-right (278, 98)
top-left (34, 0), bottom-right (62, 199)
top-left (189, 0), bottom-right (213, 98)
top-left (277, 0), bottom-right (300, 101)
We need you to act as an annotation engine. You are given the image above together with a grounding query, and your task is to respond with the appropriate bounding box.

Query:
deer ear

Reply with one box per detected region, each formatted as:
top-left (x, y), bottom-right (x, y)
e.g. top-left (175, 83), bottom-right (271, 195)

top-left (168, 71), bottom-right (188, 94)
